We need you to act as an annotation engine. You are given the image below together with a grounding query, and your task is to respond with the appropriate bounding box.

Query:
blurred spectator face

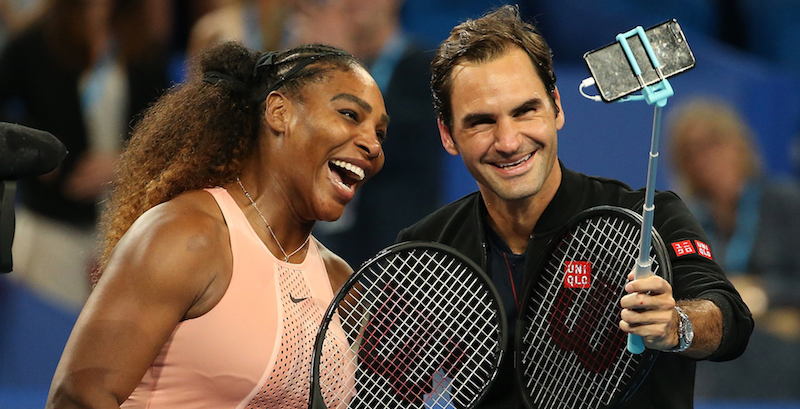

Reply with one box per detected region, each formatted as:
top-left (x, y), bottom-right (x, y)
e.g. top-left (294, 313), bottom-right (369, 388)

top-left (669, 100), bottom-right (758, 203)
top-left (339, 0), bottom-right (400, 35)
top-left (85, 0), bottom-right (113, 33)
top-left (289, 0), bottom-right (401, 57)
top-left (677, 118), bottom-right (750, 202)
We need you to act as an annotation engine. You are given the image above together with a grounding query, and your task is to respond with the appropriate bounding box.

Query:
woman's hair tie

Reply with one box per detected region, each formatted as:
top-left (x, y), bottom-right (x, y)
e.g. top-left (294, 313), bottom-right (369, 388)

top-left (202, 71), bottom-right (251, 96)
top-left (254, 51), bottom-right (279, 77)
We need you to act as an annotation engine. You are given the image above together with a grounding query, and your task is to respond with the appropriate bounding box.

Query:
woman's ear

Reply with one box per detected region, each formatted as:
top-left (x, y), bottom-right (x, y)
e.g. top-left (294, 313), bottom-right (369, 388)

top-left (265, 91), bottom-right (288, 133)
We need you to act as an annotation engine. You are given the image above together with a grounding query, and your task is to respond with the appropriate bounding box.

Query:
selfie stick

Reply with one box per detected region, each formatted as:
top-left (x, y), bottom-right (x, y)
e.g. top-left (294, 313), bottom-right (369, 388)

top-left (613, 26), bottom-right (674, 354)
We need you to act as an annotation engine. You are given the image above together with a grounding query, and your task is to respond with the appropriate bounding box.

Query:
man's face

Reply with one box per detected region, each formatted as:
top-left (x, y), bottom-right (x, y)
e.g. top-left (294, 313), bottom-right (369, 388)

top-left (440, 47), bottom-right (564, 203)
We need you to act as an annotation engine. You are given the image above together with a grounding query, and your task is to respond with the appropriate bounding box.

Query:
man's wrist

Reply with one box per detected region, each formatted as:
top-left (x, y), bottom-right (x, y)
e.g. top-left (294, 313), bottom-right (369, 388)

top-left (667, 305), bottom-right (694, 353)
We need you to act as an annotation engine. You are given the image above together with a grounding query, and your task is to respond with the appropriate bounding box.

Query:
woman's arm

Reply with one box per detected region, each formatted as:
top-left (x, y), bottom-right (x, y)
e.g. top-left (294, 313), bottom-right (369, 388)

top-left (46, 192), bottom-right (232, 409)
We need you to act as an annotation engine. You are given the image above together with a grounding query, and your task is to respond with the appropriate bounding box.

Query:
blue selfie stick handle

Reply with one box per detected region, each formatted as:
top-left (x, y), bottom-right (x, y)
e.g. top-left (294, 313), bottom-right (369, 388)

top-left (614, 25), bottom-right (671, 354)
top-left (626, 104), bottom-right (663, 355)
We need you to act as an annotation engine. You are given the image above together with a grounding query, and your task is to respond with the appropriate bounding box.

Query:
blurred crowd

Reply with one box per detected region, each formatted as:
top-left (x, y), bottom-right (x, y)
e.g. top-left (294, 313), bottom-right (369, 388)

top-left (667, 97), bottom-right (800, 400)
top-left (0, 0), bottom-right (174, 310)
top-left (0, 0), bottom-right (443, 310)
top-left (1, 0), bottom-right (799, 403)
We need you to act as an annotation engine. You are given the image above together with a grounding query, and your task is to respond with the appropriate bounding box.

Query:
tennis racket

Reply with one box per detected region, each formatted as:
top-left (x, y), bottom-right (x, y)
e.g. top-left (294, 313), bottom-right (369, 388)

top-left (515, 205), bottom-right (672, 409)
top-left (309, 241), bottom-right (507, 409)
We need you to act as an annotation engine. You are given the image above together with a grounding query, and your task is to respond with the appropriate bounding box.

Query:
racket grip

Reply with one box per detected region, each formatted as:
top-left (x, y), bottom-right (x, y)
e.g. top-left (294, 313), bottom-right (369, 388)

top-left (627, 333), bottom-right (645, 354)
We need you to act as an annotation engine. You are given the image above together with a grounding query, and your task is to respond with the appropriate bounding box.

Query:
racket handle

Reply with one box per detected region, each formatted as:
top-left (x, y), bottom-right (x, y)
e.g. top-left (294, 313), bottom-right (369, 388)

top-left (627, 334), bottom-right (646, 354)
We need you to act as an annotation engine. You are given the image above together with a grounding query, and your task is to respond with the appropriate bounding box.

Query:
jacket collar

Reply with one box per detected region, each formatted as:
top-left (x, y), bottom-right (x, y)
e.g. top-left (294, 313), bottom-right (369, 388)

top-left (531, 160), bottom-right (587, 237)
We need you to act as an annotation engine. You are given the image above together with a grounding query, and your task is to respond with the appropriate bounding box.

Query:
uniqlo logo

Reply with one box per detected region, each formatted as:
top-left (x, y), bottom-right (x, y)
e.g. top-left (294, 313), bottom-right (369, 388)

top-left (564, 261), bottom-right (591, 288)
top-left (671, 240), bottom-right (696, 257)
top-left (695, 240), bottom-right (713, 259)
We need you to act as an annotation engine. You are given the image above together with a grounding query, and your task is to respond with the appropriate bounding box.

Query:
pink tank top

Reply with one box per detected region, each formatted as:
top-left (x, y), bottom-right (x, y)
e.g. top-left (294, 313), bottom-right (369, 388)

top-left (122, 187), bottom-right (353, 409)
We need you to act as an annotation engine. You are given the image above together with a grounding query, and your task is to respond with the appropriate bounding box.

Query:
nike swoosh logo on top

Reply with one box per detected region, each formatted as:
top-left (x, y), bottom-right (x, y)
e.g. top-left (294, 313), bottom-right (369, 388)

top-left (290, 294), bottom-right (309, 303)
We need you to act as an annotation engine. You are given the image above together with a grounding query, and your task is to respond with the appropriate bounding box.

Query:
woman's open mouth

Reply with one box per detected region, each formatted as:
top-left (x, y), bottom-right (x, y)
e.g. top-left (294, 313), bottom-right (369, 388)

top-left (329, 159), bottom-right (366, 194)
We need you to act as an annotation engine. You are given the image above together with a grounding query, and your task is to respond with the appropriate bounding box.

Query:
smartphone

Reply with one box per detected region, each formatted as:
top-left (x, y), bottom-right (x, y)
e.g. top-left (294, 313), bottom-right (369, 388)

top-left (583, 19), bottom-right (696, 102)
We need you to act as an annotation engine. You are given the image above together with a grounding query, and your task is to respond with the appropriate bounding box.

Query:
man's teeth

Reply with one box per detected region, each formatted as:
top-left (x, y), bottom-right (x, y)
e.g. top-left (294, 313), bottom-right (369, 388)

top-left (330, 159), bottom-right (365, 181)
top-left (498, 153), bottom-right (532, 168)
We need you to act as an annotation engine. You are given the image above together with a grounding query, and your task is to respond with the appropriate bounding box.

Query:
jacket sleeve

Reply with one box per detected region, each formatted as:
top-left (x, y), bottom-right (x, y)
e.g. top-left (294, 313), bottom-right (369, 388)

top-left (652, 191), bottom-right (754, 361)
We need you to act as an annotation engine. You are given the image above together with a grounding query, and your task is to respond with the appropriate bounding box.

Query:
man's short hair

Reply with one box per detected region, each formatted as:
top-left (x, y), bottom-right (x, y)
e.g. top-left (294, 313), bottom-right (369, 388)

top-left (431, 5), bottom-right (557, 130)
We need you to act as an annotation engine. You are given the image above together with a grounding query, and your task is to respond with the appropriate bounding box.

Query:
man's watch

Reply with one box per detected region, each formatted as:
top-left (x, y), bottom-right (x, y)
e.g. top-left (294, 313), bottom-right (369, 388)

top-left (667, 305), bottom-right (694, 353)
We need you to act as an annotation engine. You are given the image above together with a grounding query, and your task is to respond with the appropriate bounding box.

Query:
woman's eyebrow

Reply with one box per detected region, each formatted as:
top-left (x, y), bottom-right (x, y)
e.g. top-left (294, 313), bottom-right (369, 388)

top-left (332, 93), bottom-right (372, 113)
top-left (332, 93), bottom-right (390, 125)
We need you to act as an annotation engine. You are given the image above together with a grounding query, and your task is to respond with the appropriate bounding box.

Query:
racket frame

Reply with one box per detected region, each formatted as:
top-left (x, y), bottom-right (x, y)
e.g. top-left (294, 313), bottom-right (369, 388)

top-left (514, 205), bottom-right (672, 409)
top-left (309, 240), bottom-right (508, 409)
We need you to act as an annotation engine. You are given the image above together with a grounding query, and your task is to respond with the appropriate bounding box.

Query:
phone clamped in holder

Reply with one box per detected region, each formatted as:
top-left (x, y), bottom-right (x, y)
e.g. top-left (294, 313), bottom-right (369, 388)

top-left (581, 19), bottom-right (694, 103)
top-left (614, 26), bottom-right (673, 107)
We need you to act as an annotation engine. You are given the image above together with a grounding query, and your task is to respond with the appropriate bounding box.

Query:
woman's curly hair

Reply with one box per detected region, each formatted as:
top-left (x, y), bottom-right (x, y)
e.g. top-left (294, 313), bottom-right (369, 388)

top-left (95, 41), bottom-right (361, 284)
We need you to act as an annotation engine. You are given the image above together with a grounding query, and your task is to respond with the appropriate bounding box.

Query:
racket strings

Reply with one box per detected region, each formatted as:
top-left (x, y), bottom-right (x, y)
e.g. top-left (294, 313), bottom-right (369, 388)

top-left (358, 272), bottom-right (488, 400)
top-left (520, 214), bottom-right (662, 409)
top-left (361, 254), bottom-right (496, 405)
top-left (317, 248), bottom-right (503, 409)
top-left (540, 218), bottom-right (636, 401)
top-left (565, 218), bottom-right (638, 366)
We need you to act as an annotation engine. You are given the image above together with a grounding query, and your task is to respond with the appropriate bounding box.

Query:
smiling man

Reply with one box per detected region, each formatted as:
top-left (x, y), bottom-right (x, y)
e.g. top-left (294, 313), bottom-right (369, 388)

top-left (397, 5), bottom-right (753, 409)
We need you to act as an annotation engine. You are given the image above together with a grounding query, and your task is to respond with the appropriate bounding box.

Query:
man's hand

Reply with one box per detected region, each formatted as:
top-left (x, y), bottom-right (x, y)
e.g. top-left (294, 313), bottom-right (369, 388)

top-left (620, 271), bottom-right (724, 358)
top-left (619, 272), bottom-right (680, 351)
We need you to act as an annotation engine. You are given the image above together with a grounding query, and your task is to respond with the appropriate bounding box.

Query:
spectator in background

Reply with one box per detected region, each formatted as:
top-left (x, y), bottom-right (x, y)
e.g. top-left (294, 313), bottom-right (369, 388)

top-left (187, 0), bottom-right (290, 56)
top-left (0, 0), bottom-right (170, 310)
top-left (294, 0), bottom-right (442, 267)
top-left (668, 97), bottom-right (800, 399)
top-left (0, 0), bottom-right (45, 49)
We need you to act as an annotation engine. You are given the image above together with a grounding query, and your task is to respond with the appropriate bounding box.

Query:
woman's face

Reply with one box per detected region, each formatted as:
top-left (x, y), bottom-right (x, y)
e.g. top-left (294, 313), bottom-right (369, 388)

top-left (274, 65), bottom-right (388, 222)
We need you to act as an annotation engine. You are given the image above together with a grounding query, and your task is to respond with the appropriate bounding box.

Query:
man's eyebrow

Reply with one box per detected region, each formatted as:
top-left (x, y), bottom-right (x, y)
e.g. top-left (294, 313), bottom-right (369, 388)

top-left (513, 98), bottom-right (544, 115)
top-left (332, 93), bottom-right (390, 125)
top-left (461, 112), bottom-right (494, 127)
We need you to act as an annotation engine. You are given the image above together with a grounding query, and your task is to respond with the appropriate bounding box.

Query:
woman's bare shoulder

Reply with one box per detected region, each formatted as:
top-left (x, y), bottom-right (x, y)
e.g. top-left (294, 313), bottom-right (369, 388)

top-left (316, 238), bottom-right (354, 294)
top-left (101, 189), bottom-right (233, 318)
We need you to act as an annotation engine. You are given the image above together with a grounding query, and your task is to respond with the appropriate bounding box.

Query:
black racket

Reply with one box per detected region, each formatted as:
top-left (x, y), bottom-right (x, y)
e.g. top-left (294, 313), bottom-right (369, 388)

top-left (309, 241), bottom-right (507, 409)
top-left (515, 205), bottom-right (672, 409)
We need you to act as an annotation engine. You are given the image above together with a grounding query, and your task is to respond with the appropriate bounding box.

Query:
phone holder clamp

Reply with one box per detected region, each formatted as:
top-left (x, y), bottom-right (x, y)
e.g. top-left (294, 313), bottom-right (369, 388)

top-left (615, 26), bottom-right (673, 107)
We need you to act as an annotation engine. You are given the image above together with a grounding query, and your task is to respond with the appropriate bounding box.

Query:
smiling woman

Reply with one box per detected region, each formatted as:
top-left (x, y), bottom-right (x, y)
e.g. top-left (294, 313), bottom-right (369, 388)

top-left (44, 41), bottom-right (388, 409)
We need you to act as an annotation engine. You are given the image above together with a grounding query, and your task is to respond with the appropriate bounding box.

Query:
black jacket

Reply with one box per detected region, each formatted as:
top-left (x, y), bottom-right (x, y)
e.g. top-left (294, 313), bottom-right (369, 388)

top-left (397, 162), bottom-right (753, 409)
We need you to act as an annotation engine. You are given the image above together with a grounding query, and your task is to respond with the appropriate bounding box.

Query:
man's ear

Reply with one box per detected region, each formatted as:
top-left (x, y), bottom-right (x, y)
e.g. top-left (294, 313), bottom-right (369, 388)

top-left (438, 118), bottom-right (460, 156)
top-left (553, 86), bottom-right (565, 130)
top-left (265, 91), bottom-right (288, 133)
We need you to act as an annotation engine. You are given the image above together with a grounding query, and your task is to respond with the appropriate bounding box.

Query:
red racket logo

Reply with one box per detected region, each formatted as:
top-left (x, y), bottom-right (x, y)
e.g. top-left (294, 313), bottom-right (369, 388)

top-left (358, 282), bottom-right (466, 405)
top-left (548, 276), bottom-right (626, 373)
